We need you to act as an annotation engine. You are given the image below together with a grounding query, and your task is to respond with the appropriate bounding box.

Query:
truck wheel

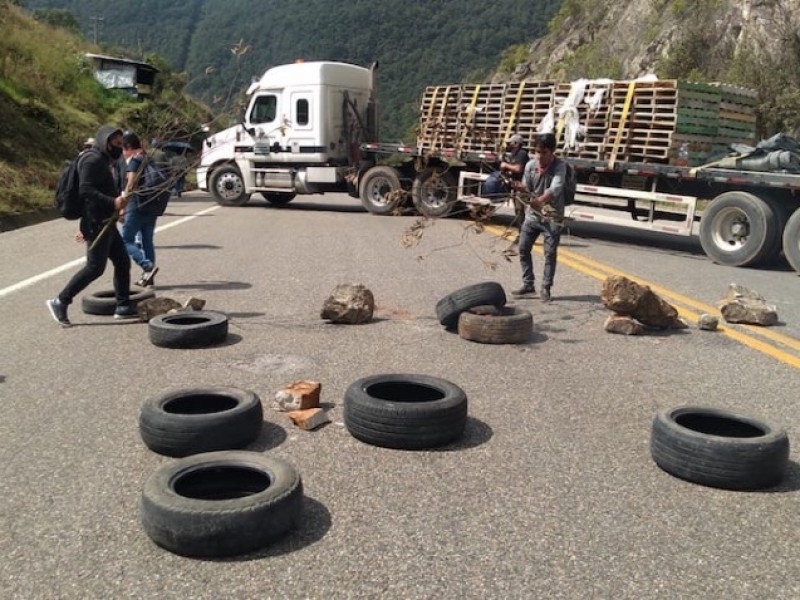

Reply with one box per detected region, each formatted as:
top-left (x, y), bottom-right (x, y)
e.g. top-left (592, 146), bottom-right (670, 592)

top-left (261, 192), bottom-right (296, 206)
top-left (650, 406), bottom-right (789, 490)
top-left (343, 374), bottom-right (468, 450)
top-left (782, 208), bottom-right (800, 273)
top-left (412, 168), bottom-right (457, 218)
top-left (359, 166), bottom-right (404, 215)
top-left (141, 451), bottom-right (303, 557)
top-left (699, 191), bottom-right (779, 267)
top-left (210, 165), bottom-right (250, 206)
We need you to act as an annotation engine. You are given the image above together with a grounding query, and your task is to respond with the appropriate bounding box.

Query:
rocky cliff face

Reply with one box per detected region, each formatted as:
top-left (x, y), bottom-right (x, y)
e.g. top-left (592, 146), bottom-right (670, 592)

top-left (503, 0), bottom-right (800, 83)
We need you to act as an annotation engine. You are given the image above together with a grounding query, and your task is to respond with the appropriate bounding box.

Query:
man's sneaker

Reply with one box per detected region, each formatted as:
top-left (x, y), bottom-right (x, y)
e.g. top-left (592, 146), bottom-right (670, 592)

top-left (113, 304), bottom-right (139, 320)
top-left (46, 298), bottom-right (71, 327)
top-left (136, 266), bottom-right (159, 287)
top-left (541, 287), bottom-right (552, 303)
top-left (511, 285), bottom-right (536, 297)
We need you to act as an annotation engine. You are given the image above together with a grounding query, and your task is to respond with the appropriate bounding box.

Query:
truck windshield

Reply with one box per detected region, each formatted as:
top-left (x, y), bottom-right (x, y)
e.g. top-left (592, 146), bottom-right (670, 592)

top-left (250, 95), bottom-right (277, 124)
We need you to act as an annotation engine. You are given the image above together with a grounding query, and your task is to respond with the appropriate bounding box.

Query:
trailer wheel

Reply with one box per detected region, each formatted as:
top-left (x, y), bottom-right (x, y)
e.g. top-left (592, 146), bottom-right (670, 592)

top-left (699, 191), bottom-right (779, 267)
top-left (210, 165), bottom-right (250, 206)
top-left (261, 192), bottom-right (296, 206)
top-left (412, 168), bottom-right (458, 218)
top-left (359, 166), bottom-right (404, 215)
top-left (783, 208), bottom-right (800, 273)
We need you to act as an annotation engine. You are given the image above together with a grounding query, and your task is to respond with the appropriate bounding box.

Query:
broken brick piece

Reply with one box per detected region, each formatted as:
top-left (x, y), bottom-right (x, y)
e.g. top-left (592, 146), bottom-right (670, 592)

top-left (286, 408), bottom-right (331, 431)
top-left (274, 380), bottom-right (321, 411)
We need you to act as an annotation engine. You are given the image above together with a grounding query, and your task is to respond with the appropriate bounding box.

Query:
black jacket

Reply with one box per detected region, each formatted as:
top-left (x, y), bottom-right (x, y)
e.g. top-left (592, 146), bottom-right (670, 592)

top-left (78, 125), bottom-right (123, 237)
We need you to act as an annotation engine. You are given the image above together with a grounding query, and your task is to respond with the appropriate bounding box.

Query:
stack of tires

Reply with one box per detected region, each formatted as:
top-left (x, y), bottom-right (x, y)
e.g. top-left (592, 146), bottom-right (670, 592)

top-left (138, 387), bottom-right (303, 557)
top-left (435, 282), bottom-right (533, 344)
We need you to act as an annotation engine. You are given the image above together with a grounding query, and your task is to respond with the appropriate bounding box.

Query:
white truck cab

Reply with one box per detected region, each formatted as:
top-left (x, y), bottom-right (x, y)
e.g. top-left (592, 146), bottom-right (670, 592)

top-left (198, 60), bottom-right (377, 206)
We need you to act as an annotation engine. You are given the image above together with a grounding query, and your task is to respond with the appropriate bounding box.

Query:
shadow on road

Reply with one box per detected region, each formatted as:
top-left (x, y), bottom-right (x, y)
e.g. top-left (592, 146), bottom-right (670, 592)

top-left (434, 416), bottom-right (493, 452)
top-left (214, 496), bottom-right (332, 562)
top-left (156, 280), bottom-right (252, 292)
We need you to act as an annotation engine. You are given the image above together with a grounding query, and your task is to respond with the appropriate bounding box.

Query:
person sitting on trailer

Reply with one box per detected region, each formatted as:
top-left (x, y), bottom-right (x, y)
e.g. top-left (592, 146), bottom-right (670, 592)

top-left (481, 134), bottom-right (529, 202)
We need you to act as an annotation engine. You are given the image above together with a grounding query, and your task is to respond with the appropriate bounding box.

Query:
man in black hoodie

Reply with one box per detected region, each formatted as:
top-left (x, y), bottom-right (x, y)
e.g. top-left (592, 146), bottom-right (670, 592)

top-left (47, 125), bottom-right (138, 326)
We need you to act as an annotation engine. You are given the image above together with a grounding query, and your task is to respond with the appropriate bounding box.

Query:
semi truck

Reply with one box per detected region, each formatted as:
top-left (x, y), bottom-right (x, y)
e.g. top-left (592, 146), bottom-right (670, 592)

top-left (197, 61), bottom-right (800, 273)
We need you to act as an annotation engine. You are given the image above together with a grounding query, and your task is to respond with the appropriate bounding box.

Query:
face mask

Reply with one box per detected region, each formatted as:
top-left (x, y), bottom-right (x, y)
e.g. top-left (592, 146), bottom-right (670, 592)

top-left (108, 145), bottom-right (122, 159)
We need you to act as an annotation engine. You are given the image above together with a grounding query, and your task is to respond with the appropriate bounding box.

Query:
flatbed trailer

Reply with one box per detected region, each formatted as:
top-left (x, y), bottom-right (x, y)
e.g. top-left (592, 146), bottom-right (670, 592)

top-left (356, 142), bottom-right (800, 272)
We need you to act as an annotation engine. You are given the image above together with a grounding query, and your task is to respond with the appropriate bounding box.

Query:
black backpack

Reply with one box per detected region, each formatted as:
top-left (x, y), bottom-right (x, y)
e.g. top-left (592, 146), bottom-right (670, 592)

top-left (136, 157), bottom-right (171, 216)
top-left (562, 159), bottom-right (576, 206)
top-left (55, 153), bottom-right (87, 220)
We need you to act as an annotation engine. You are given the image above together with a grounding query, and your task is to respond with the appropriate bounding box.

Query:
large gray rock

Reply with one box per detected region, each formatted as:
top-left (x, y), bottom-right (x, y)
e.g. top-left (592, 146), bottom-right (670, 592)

top-left (600, 275), bottom-right (683, 329)
top-left (717, 284), bottom-right (778, 326)
top-left (320, 283), bottom-right (375, 324)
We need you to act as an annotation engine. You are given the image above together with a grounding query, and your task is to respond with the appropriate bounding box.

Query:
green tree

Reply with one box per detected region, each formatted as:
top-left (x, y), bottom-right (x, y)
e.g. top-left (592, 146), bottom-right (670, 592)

top-left (32, 7), bottom-right (79, 32)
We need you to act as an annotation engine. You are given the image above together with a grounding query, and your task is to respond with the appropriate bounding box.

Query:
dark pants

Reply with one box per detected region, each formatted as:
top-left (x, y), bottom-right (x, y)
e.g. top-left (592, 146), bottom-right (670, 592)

top-left (482, 172), bottom-right (510, 201)
top-left (518, 216), bottom-right (561, 290)
top-left (58, 225), bottom-right (131, 306)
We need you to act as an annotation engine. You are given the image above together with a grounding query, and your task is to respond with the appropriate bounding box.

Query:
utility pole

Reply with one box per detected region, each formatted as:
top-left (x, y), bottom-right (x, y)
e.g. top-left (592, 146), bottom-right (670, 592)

top-left (89, 15), bottom-right (104, 44)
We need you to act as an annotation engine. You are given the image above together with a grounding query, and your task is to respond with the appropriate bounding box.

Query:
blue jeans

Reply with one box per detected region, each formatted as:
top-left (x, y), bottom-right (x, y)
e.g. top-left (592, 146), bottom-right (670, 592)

top-left (518, 216), bottom-right (561, 289)
top-left (482, 172), bottom-right (510, 201)
top-left (121, 206), bottom-right (157, 271)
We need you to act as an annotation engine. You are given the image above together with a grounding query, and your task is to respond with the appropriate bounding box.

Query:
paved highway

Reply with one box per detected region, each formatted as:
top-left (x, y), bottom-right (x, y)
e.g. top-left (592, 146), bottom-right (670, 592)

top-left (1, 192), bottom-right (798, 599)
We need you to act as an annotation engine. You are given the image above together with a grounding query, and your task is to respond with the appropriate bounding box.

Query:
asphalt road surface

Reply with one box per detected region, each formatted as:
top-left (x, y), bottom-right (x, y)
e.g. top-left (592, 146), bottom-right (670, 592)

top-left (1, 192), bottom-right (799, 599)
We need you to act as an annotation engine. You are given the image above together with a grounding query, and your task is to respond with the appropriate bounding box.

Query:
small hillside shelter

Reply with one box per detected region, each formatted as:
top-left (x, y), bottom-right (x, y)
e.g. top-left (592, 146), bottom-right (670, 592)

top-left (85, 53), bottom-right (158, 98)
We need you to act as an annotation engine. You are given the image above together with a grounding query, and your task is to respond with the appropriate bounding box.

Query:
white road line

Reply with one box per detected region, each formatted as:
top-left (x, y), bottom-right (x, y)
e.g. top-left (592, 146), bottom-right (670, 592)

top-left (0, 205), bottom-right (220, 299)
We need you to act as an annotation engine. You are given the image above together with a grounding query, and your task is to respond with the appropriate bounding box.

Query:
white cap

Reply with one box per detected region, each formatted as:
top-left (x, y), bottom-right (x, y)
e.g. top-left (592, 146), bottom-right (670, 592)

top-left (507, 134), bottom-right (524, 145)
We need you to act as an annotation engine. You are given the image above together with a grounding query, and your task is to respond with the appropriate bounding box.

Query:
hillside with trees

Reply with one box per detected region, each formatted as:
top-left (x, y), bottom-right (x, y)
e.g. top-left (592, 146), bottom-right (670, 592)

top-left (0, 0), bottom-right (212, 224)
top-left (22, 0), bottom-right (562, 140)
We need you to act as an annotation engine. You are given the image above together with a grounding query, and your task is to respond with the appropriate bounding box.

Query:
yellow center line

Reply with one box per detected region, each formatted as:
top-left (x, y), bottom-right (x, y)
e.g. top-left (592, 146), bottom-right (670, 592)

top-left (484, 224), bottom-right (800, 370)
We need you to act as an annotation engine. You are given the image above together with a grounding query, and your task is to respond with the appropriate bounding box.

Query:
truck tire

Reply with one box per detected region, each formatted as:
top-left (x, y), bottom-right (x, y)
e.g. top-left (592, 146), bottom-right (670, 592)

top-left (782, 208), bottom-right (800, 273)
top-left (412, 168), bottom-right (458, 218)
top-left (261, 192), bottom-right (296, 206)
top-left (359, 166), bottom-right (404, 215)
top-left (141, 451), bottom-right (303, 557)
top-left (139, 387), bottom-right (264, 457)
top-left (343, 374), bottom-right (468, 450)
top-left (435, 282), bottom-right (507, 330)
top-left (148, 311), bottom-right (229, 348)
top-left (650, 406), bottom-right (789, 490)
top-left (457, 305), bottom-right (533, 344)
top-left (699, 191), bottom-right (779, 267)
top-left (210, 165), bottom-right (250, 206)
top-left (81, 287), bottom-right (155, 315)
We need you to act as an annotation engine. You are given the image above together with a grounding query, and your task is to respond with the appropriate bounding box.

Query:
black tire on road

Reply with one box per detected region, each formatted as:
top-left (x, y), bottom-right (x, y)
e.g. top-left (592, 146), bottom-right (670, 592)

top-left (412, 168), bottom-right (458, 218)
top-left (458, 305), bottom-right (533, 344)
top-left (261, 192), bottom-right (296, 206)
top-left (359, 166), bottom-right (404, 215)
top-left (344, 374), bottom-right (468, 450)
top-left (141, 451), bottom-right (303, 558)
top-left (699, 191), bottom-right (779, 267)
top-left (782, 208), bottom-right (800, 273)
top-left (650, 405), bottom-right (789, 490)
top-left (148, 310), bottom-right (229, 348)
top-left (210, 165), bottom-right (250, 206)
top-left (81, 287), bottom-right (155, 316)
top-left (139, 387), bottom-right (264, 457)
top-left (435, 282), bottom-right (507, 330)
